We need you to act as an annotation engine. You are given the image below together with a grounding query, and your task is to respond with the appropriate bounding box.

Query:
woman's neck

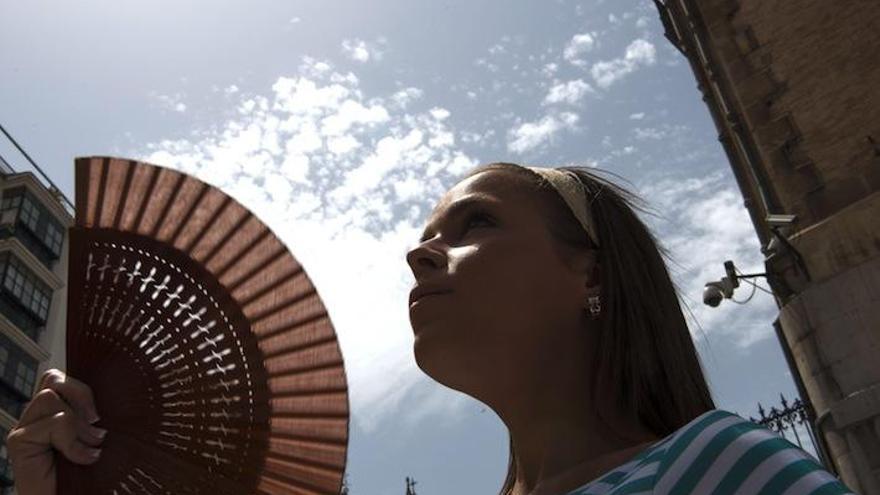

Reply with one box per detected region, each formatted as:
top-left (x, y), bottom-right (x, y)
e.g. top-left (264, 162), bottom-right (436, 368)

top-left (490, 356), bottom-right (659, 495)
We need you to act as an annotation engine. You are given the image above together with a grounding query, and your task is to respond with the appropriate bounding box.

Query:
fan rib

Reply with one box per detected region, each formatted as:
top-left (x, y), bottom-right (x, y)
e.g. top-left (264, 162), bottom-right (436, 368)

top-left (266, 358), bottom-right (344, 379)
top-left (202, 212), bottom-right (254, 268)
top-left (261, 334), bottom-right (338, 361)
top-left (227, 246), bottom-right (292, 294)
top-left (74, 159), bottom-right (90, 221)
top-left (235, 263), bottom-right (304, 307)
top-left (272, 411), bottom-right (348, 420)
top-left (112, 161), bottom-right (137, 230)
top-left (93, 157), bottom-right (111, 228)
top-left (255, 309), bottom-right (326, 341)
top-left (214, 228), bottom-right (272, 281)
top-left (269, 430), bottom-right (347, 448)
top-left (270, 386), bottom-right (348, 401)
top-left (268, 367), bottom-right (346, 395)
top-left (149, 172), bottom-right (187, 238)
top-left (248, 287), bottom-right (319, 326)
top-left (266, 437), bottom-right (345, 472)
top-left (184, 195), bottom-right (233, 253)
top-left (262, 455), bottom-right (342, 492)
top-left (257, 470), bottom-right (334, 495)
top-left (169, 182), bottom-right (210, 244)
top-left (132, 165), bottom-right (161, 230)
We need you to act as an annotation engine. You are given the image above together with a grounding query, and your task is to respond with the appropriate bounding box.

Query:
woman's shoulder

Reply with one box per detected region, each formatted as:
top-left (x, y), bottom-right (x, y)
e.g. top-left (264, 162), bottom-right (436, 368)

top-left (651, 408), bottom-right (856, 495)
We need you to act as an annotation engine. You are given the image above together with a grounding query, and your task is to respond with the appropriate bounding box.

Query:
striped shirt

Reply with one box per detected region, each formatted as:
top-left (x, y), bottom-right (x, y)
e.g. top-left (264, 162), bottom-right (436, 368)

top-left (565, 409), bottom-right (855, 495)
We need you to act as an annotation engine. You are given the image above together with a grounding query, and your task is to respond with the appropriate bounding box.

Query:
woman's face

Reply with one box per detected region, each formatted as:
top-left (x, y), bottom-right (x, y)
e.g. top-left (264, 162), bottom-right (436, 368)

top-left (405, 168), bottom-right (596, 403)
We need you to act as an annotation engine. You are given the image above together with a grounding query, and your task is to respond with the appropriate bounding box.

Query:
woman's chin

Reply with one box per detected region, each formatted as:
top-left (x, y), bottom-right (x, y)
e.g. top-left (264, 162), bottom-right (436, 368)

top-left (414, 337), bottom-right (456, 382)
top-left (413, 339), bottom-right (481, 396)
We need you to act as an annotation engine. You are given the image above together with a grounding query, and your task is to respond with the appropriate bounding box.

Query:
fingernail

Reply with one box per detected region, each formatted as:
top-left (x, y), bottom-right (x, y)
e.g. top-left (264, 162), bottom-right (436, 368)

top-left (89, 448), bottom-right (102, 458)
top-left (88, 414), bottom-right (101, 424)
top-left (93, 427), bottom-right (107, 439)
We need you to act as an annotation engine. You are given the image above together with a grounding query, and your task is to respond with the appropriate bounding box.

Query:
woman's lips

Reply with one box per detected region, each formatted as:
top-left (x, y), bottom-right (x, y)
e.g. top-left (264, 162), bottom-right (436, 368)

top-left (409, 284), bottom-right (452, 305)
top-left (409, 292), bottom-right (451, 307)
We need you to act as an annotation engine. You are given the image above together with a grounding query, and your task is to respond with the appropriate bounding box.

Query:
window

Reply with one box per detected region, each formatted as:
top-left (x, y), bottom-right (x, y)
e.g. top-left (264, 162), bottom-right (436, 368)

top-left (0, 332), bottom-right (38, 418)
top-left (0, 187), bottom-right (65, 263)
top-left (0, 195), bottom-right (20, 213)
top-left (13, 361), bottom-right (35, 396)
top-left (0, 252), bottom-right (52, 333)
top-left (19, 197), bottom-right (39, 232)
top-left (44, 222), bottom-right (63, 255)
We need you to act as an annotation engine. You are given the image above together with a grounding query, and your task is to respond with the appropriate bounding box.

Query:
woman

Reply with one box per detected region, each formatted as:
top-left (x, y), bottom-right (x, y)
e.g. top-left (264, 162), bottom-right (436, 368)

top-left (8, 163), bottom-right (854, 495)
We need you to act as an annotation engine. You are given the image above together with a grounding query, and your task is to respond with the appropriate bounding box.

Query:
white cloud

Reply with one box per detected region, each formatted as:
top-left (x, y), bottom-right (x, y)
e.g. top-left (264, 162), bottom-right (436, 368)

top-left (341, 38), bottom-right (382, 63)
top-left (487, 43), bottom-right (505, 55)
top-left (289, 16), bottom-right (301, 24)
top-left (629, 112), bottom-right (646, 120)
top-left (429, 107), bottom-right (450, 120)
top-left (543, 79), bottom-right (593, 105)
top-left (635, 16), bottom-right (650, 29)
top-left (633, 123), bottom-right (688, 140)
top-left (391, 87), bottom-right (424, 108)
top-left (591, 39), bottom-right (657, 89)
top-left (563, 32), bottom-right (596, 67)
top-left (507, 112), bottom-right (579, 153)
top-left (137, 57), bottom-right (477, 433)
top-left (634, 127), bottom-right (665, 140)
top-left (149, 91), bottom-right (187, 113)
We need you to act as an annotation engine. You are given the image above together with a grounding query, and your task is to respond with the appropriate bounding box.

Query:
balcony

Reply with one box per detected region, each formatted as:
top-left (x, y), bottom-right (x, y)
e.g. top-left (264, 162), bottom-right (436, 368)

top-left (0, 188), bottom-right (63, 271)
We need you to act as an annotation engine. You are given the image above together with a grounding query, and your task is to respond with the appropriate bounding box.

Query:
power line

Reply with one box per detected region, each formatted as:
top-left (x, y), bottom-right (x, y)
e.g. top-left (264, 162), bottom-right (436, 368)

top-left (0, 122), bottom-right (75, 212)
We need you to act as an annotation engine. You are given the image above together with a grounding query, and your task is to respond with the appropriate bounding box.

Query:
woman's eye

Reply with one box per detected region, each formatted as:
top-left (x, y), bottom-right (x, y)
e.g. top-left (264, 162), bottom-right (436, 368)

top-left (464, 212), bottom-right (493, 231)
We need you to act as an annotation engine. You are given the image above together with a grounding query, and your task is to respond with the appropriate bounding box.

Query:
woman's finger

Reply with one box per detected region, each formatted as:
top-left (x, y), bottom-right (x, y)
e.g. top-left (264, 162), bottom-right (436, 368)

top-left (17, 387), bottom-right (71, 428)
top-left (9, 410), bottom-right (103, 466)
top-left (7, 398), bottom-right (103, 495)
top-left (25, 369), bottom-right (100, 425)
top-left (14, 388), bottom-right (106, 447)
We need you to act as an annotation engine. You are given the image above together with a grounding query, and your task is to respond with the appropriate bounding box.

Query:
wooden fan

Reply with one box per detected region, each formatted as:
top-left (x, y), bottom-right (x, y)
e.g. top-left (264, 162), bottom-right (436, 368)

top-left (56, 157), bottom-right (349, 495)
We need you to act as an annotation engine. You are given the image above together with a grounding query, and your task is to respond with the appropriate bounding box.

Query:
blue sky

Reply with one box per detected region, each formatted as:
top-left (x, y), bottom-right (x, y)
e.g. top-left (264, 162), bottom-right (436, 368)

top-left (2, 1), bottom-right (809, 493)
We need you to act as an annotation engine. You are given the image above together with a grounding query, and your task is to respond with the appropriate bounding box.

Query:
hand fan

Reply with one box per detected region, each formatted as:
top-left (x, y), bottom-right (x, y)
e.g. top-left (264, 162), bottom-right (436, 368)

top-left (56, 157), bottom-right (349, 495)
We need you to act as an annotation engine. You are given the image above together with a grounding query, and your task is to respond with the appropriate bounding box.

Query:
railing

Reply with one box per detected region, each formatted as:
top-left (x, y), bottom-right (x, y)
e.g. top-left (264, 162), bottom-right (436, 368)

top-left (749, 394), bottom-right (829, 468)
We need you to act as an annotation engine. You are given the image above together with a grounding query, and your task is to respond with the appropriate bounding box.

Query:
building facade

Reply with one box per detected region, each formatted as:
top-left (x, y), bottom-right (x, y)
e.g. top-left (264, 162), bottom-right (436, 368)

top-left (0, 158), bottom-right (71, 493)
top-left (653, 0), bottom-right (880, 492)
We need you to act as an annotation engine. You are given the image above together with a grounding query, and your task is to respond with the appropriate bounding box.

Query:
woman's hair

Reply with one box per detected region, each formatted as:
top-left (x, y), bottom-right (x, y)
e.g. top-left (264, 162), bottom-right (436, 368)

top-left (460, 163), bottom-right (716, 495)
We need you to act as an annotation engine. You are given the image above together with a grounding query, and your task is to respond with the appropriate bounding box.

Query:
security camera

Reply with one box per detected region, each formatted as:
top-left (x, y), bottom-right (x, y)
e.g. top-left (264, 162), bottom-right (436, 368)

top-left (766, 214), bottom-right (797, 228)
top-left (703, 278), bottom-right (735, 307)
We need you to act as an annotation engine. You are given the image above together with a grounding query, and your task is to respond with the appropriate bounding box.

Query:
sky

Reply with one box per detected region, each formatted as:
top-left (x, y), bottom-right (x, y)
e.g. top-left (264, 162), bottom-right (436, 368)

top-left (1, 1), bottom-right (814, 493)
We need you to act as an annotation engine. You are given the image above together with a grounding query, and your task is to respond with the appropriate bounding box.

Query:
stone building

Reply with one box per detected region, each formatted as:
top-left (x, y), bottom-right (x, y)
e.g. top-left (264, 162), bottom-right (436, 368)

top-left (0, 155), bottom-right (72, 493)
top-left (652, 0), bottom-right (880, 492)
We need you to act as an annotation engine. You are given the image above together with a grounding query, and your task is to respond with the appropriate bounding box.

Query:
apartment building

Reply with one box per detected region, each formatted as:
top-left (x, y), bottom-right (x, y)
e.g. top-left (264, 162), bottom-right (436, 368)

top-left (0, 158), bottom-right (72, 493)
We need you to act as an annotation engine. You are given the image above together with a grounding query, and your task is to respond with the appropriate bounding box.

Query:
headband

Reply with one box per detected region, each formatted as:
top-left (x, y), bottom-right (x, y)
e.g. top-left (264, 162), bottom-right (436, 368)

top-left (521, 166), bottom-right (601, 247)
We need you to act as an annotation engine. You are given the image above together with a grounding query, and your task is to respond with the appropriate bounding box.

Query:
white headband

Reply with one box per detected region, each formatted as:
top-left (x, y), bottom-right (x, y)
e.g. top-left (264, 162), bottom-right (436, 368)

top-left (522, 166), bottom-right (600, 247)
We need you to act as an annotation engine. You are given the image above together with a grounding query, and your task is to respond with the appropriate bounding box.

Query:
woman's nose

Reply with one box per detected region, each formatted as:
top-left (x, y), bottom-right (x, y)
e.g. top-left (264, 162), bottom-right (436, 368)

top-left (406, 242), bottom-right (446, 277)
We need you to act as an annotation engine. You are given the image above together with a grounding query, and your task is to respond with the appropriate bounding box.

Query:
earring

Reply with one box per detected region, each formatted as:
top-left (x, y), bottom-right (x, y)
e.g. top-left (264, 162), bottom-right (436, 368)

top-left (587, 295), bottom-right (601, 318)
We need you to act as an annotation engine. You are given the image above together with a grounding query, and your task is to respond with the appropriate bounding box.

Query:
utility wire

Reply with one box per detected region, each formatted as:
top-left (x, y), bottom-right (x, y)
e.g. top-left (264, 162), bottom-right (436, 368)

top-left (0, 122), bottom-right (75, 212)
top-left (734, 266), bottom-right (775, 297)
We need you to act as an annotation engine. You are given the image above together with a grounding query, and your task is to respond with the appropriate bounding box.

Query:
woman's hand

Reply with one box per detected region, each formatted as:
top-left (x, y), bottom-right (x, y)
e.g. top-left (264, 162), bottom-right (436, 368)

top-left (6, 368), bottom-right (107, 495)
